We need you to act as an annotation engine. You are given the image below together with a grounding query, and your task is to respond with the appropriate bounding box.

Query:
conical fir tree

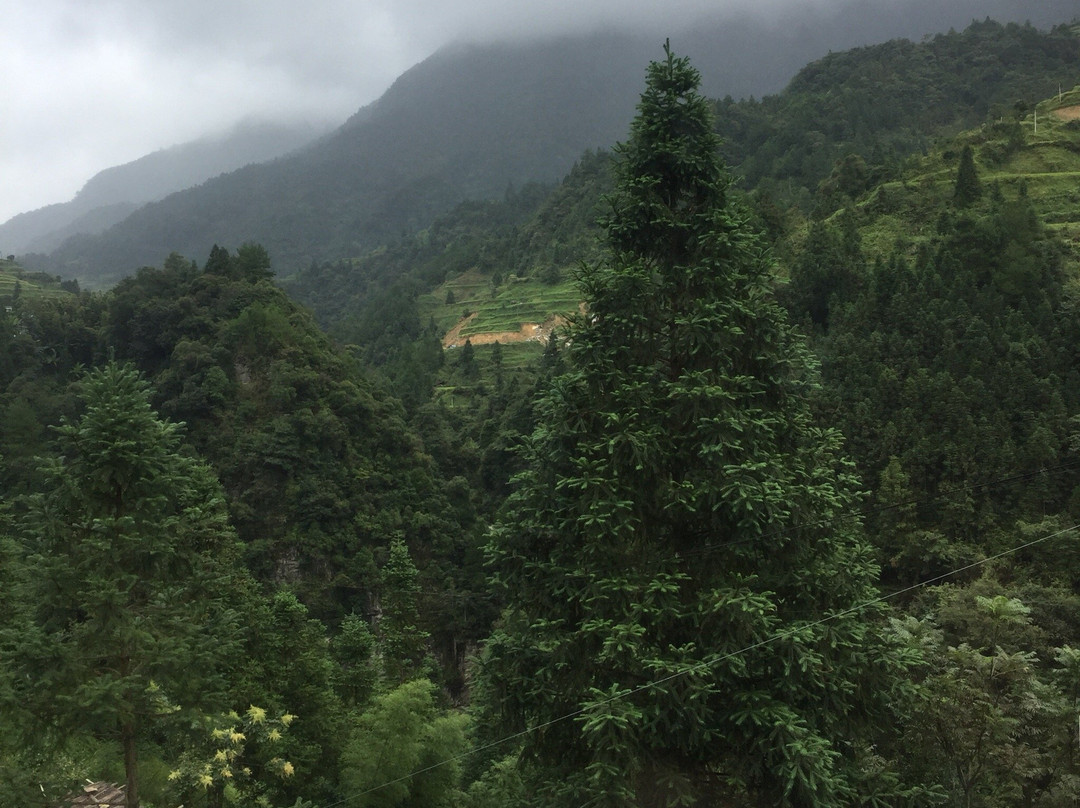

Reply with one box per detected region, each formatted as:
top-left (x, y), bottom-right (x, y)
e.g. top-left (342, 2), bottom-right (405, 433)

top-left (953, 144), bottom-right (982, 208)
top-left (379, 535), bottom-right (431, 682)
top-left (5, 363), bottom-right (240, 808)
top-left (482, 44), bottom-right (908, 807)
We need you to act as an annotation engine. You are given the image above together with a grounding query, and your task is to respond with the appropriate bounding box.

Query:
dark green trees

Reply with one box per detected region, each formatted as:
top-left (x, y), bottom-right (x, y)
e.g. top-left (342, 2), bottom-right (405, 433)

top-left (6, 363), bottom-right (239, 808)
top-left (954, 144), bottom-right (982, 208)
top-left (379, 536), bottom-right (432, 682)
top-left (105, 248), bottom-right (466, 625)
top-left (482, 45), bottom-right (907, 807)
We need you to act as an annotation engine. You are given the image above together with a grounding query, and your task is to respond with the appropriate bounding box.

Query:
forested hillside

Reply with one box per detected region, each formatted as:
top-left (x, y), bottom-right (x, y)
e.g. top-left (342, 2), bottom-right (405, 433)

top-left (0, 120), bottom-right (324, 256)
top-left (0, 245), bottom-right (492, 806)
top-left (22, 13), bottom-right (1080, 290)
top-left (5, 17), bottom-right (1080, 808)
top-left (285, 20), bottom-right (1080, 340)
top-left (717, 18), bottom-right (1080, 203)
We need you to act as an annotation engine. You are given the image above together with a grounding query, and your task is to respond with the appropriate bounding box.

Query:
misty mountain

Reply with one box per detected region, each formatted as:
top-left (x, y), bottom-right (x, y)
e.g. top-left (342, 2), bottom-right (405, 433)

top-left (28, 0), bottom-right (1080, 288)
top-left (0, 119), bottom-right (325, 255)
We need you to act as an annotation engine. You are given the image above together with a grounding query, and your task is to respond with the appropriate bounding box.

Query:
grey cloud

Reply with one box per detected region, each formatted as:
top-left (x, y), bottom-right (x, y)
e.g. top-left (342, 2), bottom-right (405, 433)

top-left (0, 0), bottom-right (1074, 224)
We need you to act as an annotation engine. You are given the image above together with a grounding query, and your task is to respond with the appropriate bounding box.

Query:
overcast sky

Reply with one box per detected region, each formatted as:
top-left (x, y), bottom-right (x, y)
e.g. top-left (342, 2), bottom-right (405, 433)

top-left (0, 0), bottom-right (1072, 225)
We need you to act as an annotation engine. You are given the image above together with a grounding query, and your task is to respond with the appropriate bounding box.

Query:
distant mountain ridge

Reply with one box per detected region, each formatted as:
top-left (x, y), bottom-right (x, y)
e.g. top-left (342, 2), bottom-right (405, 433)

top-left (282, 18), bottom-right (1080, 350)
top-left (0, 119), bottom-right (325, 255)
top-left (23, 0), bottom-right (1080, 288)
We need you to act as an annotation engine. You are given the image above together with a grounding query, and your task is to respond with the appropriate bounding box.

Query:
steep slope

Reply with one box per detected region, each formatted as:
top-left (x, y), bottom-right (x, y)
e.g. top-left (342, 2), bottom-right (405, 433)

top-left (717, 19), bottom-right (1080, 204)
top-left (284, 21), bottom-right (1080, 354)
top-left (818, 81), bottom-right (1080, 268)
top-left (1, 120), bottom-right (323, 256)
top-left (1, 246), bottom-right (475, 625)
top-left (771, 81), bottom-right (1080, 591)
top-left (30, 1), bottom-right (1079, 289)
top-left (280, 40), bottom-right (1080, 567)
top-left (30, 31), bottom-right (776, 289)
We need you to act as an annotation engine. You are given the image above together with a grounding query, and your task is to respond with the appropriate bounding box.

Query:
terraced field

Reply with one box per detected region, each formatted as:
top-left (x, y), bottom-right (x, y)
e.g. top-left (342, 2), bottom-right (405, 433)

top-left (422, 87), bottom-right (1080, 363)
top-left (839, 87), bottom-right (1080, 270)
top-left (419, 268), bottom-right (581, 355)
top-left (0, 260), bottom-right (73, 302)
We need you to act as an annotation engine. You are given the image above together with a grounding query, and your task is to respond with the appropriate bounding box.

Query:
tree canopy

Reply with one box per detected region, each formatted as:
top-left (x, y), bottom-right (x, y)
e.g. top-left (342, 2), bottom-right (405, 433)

top-left (481, 43), bottom-right (911, 807)
top-left (4, 362), bottom-right (241, 808)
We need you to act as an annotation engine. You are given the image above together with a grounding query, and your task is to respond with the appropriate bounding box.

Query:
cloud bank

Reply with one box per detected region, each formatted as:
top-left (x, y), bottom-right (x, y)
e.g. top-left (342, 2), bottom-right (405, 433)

top-left (0, 0), bottom-right (1073, 225)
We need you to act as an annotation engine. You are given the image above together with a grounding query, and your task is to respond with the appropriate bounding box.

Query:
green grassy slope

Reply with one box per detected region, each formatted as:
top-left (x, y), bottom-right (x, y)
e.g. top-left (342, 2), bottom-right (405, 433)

top-left (814, 85), bottom-right (1080, 271)
top-left (0, 259), bottom-right (74, 302)
top-left (420, 270), bottom-right (580, 345)
top-left (416, 83), bottom-right (1080, 357)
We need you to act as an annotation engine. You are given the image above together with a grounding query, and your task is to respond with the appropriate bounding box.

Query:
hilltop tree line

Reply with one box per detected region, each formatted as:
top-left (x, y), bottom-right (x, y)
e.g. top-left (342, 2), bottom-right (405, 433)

top-left (4, 20), bottom-right (1080, 808)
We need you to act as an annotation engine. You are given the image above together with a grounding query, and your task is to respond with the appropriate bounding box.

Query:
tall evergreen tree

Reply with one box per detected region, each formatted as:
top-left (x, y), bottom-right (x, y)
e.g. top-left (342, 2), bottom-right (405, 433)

top-left (481, 44), bottom-right (910, 807)
top-left (380, 536), bottom-right (431, 682)
top-left (5, 363), bottom-right (240, 808)
top-left (953, 144), bottom-right (982, 208)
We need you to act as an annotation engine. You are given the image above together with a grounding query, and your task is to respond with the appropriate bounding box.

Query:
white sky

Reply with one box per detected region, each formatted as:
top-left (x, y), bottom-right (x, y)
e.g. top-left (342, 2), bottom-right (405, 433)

top-left (0, 0), bottom-right (1073, 224)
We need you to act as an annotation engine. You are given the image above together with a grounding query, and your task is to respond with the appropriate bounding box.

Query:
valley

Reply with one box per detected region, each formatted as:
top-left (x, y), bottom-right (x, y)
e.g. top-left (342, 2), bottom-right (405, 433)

top-left (3, 14), bottom-right (1080, 808)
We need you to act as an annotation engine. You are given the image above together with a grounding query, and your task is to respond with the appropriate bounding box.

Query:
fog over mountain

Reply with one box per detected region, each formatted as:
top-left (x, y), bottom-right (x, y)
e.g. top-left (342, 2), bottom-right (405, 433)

top-left (0, 119), bottom-right (326, 255)
top-left (4, 0), bottom-right (1076, 228)
top-left (6, 0), bottom-right (1078, 286)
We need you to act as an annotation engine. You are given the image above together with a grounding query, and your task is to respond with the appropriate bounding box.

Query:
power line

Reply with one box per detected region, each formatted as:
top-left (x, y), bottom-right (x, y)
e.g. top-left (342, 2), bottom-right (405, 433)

top-left (678, 458), bottom-right (1080, 561)
top-left (413, 459), bottom-right (1080, 603)
top-left (319, 518), bottom-right (1080, 808)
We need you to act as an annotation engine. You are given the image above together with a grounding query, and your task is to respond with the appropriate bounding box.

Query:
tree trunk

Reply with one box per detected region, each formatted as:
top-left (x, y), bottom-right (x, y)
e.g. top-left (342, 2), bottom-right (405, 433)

top-left (123, 722), bottom-right (140, 808)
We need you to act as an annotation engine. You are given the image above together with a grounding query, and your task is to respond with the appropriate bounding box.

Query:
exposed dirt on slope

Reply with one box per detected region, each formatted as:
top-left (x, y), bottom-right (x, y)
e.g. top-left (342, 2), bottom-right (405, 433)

top-left (441, 312), bottom-right (478, 347)
top-left (442, 312), bottom-right (569, 348)
top-left (1052, 104), bottom-right (1080, 121)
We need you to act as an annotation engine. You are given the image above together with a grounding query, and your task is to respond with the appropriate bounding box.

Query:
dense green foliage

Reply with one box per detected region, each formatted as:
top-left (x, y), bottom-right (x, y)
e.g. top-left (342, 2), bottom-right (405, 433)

top-left (481, 45), bottom-right (911, 807)
top-left (3, 364), bottom-right (241, 808)
top-left (340, 679), bottom-right (469, 808)
top-left (715, 20), bottom-right (1080, 209)
top-left (800, 200), bottom-right (1076, 571)
top-left (100, 249), bottom-right (477, 625)
top-left (954, 144), bottom-right (983, 207)
top-left (6, 19), bottom-right (1080, 808)
top-left (0, 247), bottom-right (485, 806)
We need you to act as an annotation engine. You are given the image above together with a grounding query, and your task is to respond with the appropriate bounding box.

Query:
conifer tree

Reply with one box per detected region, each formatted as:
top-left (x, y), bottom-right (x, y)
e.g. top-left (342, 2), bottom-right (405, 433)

top-left (380, 536), bottom-right (431, 682)
top-left (6, 363), bottom-right (240, 808)
top-left (482, 44), bottom-right (909, 807)
top-left (954, 144), bottom-right (982, 208)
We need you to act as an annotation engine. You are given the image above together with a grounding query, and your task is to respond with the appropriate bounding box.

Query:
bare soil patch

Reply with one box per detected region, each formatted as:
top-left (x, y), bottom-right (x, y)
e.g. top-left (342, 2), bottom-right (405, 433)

top-left (1052, 104), bottom-right (1080, 121)
top-left (442, 313), bottom-right (568, 348)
